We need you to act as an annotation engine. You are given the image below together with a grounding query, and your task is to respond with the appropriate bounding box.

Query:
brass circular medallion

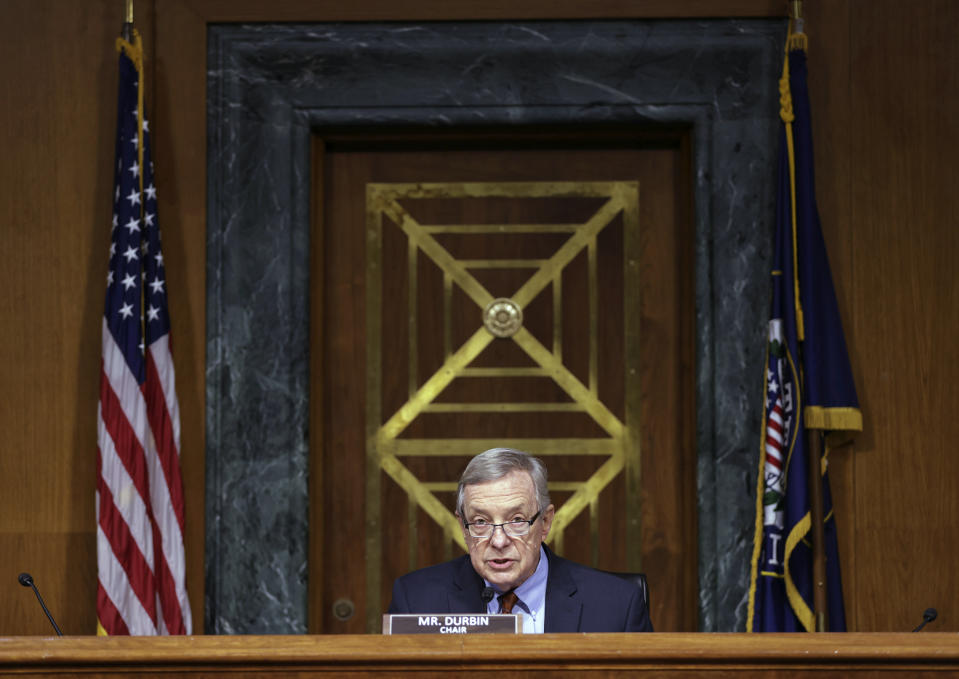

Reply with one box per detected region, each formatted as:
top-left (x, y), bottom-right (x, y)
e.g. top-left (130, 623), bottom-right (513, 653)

top-left (483, 297), bottom-right (523, 338)
top-left (332, 598), bottom-right (355, 621)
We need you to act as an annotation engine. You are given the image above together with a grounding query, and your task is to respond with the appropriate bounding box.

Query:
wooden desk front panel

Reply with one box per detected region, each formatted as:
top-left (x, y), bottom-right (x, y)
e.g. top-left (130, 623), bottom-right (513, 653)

top-left (1, 633), bottom-right (958, 677)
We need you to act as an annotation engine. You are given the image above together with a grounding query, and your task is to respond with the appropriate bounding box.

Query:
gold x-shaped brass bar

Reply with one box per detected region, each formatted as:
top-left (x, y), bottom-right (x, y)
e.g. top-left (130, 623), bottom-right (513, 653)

top-left (367, 181), bottom-right (638, 560)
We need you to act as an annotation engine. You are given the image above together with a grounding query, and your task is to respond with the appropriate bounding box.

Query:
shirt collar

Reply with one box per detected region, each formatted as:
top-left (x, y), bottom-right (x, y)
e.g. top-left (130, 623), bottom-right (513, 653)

top-left (485, 545), bottom-right (549, 615)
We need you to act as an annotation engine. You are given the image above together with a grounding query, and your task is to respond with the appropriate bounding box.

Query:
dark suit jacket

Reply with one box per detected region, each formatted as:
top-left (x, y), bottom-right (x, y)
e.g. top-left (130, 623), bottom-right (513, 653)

top-left (387, 545), bottom-right (653, 632)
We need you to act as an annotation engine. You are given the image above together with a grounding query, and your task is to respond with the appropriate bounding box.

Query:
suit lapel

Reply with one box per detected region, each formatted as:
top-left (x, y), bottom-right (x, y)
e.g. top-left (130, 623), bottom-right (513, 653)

top-left (449, 555), bottom-right (486, 613)
top-left (543, 547), bottom-right (583, 633)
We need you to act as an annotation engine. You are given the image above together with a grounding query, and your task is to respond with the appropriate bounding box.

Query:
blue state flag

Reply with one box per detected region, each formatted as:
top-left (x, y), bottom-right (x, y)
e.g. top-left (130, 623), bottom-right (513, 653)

top-left (747, 28), bottom-right (862, 633)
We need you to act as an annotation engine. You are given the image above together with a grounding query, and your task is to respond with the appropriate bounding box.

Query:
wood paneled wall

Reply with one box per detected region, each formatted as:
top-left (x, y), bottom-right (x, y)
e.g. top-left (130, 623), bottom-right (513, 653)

top-left (0, 0), bottom-right (954, 635)
top-left (804, 0), bottom-right (959, 632)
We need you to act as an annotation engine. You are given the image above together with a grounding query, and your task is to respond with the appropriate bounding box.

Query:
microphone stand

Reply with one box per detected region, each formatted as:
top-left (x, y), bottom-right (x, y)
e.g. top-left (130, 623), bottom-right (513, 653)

top-left (18, 573), bottom-right (63, 636)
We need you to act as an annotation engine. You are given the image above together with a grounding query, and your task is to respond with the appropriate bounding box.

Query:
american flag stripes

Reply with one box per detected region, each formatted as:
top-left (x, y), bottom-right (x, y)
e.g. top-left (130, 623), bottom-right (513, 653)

top-left (97, 31), bottom-right (192, 636)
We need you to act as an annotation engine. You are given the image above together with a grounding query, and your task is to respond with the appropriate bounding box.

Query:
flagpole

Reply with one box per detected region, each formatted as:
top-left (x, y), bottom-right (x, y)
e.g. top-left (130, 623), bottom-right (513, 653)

top-left (806, 427), bottom-right (827, 631)
top-left (121, 0), bottom-right (133, 40)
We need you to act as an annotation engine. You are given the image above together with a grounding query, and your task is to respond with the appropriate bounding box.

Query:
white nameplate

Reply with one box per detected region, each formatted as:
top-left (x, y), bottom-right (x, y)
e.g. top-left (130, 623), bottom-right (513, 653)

top-left (382, 613), bottom-right (523, 634)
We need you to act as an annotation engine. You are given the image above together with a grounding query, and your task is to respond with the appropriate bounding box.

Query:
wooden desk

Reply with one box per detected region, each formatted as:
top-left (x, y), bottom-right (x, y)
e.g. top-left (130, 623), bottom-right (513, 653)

top-left (1, 633), bottom-right (957, 677)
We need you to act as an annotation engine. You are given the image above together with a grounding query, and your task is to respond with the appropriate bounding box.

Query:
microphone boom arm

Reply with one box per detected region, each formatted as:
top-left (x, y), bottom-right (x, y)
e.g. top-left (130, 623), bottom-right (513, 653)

top-left (18, 572), bottom-right (63, 637)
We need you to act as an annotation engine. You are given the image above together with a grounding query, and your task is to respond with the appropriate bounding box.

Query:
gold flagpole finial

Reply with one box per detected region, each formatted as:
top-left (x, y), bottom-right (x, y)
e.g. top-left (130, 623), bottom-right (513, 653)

top-left (121, 0), bottom-right (134, 41)
top-left (785, 0), bottom-right (807, 50)
top-left (788, 0), bottom-right (805, 36)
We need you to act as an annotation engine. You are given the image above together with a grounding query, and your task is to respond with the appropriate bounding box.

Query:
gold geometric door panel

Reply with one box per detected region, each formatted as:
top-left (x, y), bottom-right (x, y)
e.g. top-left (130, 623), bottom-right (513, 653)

top-left (314, 141), bottom-right (694, 635)
top-left (365, 181), bottom-right (642, 632)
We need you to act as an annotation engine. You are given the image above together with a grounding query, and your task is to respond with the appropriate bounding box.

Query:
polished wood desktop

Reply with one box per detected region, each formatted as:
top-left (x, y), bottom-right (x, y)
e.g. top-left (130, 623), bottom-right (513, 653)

top-left (1, 633), bottom-right (957, 677)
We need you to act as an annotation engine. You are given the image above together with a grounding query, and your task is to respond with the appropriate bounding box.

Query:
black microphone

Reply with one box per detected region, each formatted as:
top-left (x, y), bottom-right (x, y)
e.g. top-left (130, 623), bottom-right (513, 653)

top-left (18, 573), bottom-right (63, 636)
top-left (481, 586), bottom-right (496, 610)
top-left (912, 607), bottom-right (938, 632)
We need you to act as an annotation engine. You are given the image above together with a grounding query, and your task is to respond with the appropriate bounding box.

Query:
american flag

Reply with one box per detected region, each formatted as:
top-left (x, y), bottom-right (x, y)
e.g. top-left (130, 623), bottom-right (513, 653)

top-left (96, 32), bottom-right (192, 636)
top-left (761, 317), bottom-right (791, 530)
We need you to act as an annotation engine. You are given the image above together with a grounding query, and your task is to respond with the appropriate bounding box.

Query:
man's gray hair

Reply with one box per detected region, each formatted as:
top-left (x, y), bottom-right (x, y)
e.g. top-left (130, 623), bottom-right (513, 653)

top-left (456, 448), bottom-right (551, 516)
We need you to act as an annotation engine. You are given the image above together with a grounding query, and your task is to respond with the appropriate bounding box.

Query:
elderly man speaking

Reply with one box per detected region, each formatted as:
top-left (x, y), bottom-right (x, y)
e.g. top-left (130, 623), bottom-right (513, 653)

top-left (387, 448), bottom-right (653, 633)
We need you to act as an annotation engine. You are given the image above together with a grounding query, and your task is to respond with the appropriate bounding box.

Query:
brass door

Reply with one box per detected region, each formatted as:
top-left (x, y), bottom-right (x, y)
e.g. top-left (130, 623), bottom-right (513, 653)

top-left (311, 134), bottom-right (696, 633)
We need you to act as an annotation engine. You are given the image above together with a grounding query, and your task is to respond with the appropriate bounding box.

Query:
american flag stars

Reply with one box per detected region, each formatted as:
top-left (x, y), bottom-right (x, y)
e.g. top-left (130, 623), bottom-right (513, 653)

top-left (106, 115), bottom-right (168, 346)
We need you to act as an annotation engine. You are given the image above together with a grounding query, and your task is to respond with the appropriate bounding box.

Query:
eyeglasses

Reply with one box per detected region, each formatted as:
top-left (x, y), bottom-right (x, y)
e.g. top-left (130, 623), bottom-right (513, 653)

top-left (463, 509), bottom-right (542, 539)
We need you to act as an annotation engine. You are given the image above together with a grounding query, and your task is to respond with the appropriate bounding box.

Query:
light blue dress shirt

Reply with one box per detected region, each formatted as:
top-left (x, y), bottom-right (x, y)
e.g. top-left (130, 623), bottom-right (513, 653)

top-left (484, 545), bottom-right (548, 634)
